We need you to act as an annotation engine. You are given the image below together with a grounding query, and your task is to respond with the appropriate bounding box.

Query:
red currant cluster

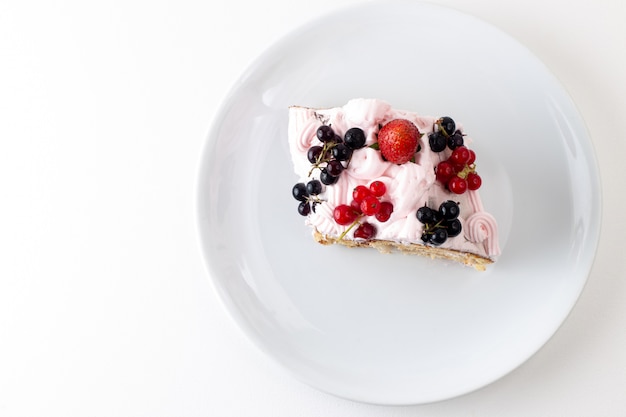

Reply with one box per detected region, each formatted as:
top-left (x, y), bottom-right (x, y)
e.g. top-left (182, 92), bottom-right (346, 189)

top-left (333, 181), bottom-right (394, 240)
top-left (435, 145), bottom-right (482, 194)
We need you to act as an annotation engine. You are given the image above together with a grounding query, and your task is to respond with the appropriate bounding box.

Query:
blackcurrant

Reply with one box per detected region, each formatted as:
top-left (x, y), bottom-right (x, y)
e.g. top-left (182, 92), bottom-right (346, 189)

top-left (446, 218), bottom-right (462, 237)
top-left (428, 132), bottom-right (447, 152)
top-left (439, 200), bottom-right (460, 220)
top-left (429, 228), bottom-right (448, 246)
top-left (439, 117), bottom-right (456, 136)
top-left (416, 205), bottom-right (435, 224)
top-left (344, 127), bottom-right (366, 149)
top-left (331, 143), bottom-right (353, 161)
top-left (306, 179), bottom-right (323, 195)
top-left (298, 201), bottom-right (311, 216)
top-left (316, 125), bottom-right (335, 143)
top-left (319, 168), bottom-right (339, 185)
top-left (447, 131), bottom-right (464, 149)
top-left (292, 183), bottom-right (308, 201)
top-left (326, 160), bottom-right (344, 176)
top-left (307, 146), bottom-right (324, 163)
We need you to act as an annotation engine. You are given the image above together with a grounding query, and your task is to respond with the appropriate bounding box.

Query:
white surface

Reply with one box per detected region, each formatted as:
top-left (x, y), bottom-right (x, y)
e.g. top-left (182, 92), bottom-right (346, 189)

top-left (0, 0), bottom-right (624, 415)
top-left (197, 1), bottom-right (600, 405)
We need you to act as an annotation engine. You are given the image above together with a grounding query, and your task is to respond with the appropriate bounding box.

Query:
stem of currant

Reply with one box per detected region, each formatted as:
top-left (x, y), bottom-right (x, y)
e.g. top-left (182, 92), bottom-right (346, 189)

top-left (337, 214), bottom-right (364, 241)
top-left (436, 119), bottom-right (450, 139)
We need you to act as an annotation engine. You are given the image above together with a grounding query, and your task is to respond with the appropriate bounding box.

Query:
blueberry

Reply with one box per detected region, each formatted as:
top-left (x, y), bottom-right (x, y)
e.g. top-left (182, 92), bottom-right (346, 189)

top-left (344, 127), bottom-right (366, 149)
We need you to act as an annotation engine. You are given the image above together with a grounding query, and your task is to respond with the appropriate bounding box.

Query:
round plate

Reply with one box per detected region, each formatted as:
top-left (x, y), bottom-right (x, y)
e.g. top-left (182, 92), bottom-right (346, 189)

top-left (196, 0), bottom-right (601, 405)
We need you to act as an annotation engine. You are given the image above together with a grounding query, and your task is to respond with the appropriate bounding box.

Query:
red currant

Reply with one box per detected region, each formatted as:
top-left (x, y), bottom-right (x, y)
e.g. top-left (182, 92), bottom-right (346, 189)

top-left (360, 195), bottom-right (381, 216)
top-left (333, 204), bottom-right (359, 225)
top-left (450, 146), bottom-right (471, 166)
top-left (375, 201), bottom-right (394, 222)
top-left (435, 161), bottom-right (456, 183)
top-left (354, 222), bottom-right (377, 240)
top-left (352, 185), bottom-right (371, 203)
top-left (467, 172), bottom-right (482, 190)
top-left (467, 149), bottom-right (476, 165)
top-left (369, 180), bottom-right (386, 197)
top-left (448, 175), bottom-right (468, 194)
top-left (350, 199), bottom-right (362, 213)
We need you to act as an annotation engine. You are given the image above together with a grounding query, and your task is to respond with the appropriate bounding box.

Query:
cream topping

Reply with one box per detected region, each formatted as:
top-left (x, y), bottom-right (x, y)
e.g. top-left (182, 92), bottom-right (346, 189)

top-left (288, 99), bottom-right (501, 259)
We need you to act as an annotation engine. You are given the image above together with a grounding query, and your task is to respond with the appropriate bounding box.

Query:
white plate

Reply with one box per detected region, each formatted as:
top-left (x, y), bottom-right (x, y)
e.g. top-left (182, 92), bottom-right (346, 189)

top-left (196, 0), bottom-right (601, 405)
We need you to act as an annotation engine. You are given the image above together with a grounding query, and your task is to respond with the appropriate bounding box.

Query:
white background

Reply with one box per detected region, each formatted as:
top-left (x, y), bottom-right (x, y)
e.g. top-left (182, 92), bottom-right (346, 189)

top-left (1, 0), bottom-right (624, 416)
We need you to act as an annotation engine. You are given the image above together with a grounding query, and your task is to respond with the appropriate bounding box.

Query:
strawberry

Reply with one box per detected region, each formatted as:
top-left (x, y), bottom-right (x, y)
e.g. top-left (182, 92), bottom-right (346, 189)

top-left (377, 119), bottom-right (420, 164)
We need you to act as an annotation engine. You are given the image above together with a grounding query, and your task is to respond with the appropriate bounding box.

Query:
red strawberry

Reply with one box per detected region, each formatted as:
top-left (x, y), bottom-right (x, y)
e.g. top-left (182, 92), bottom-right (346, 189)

top-left (377, 119), bottom-right (420, 164)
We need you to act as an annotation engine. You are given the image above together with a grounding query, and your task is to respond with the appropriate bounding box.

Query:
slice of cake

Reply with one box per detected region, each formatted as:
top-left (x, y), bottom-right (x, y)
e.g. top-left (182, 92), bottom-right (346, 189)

top-left (288, 98), bottom-right (500, 270)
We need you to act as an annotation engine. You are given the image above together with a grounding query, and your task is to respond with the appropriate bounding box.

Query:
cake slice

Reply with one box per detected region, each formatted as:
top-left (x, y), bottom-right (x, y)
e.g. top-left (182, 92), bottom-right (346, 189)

top-left (288, 99), bottom-right (500, 270)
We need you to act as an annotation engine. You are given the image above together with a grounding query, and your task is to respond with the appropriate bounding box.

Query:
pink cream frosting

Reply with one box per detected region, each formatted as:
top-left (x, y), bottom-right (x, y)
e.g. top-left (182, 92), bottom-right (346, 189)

top-left (288, 99), bottom-right (501, 259)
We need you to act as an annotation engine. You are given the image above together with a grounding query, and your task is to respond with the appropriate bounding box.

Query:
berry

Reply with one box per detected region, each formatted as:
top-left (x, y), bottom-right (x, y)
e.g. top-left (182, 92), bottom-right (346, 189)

top-left (354, 222), bottom-right (376, 240)
top-left (331, 143), bottom-right (353, 161)
top-left (360, 195), bottom-right (381, 216)
top-left (467, 172), bottom-right (482, 190)
top-left (375, 201), bottom-right (394, 222)
top-left (416, 205), bottom-right (435, 224)
top-left (428, 228), bottom-right (448, 246)
top-left (344, 127), bottom-right (366, 149)
top-left (447, 131), bottom-right (464, 149)
top-left (326, 160), bottom-right (344, 176)
top-left (352, 185), bottom-right (371, 203)
top-left (306, 179), bottom-right (323, 195)
top-left (316, 125), bottom-right (335, 143)
top-left (448, 176), bottom-right (468, 194)
top-left (428, 132), bottom-right (447, 152)
top-left (298, 201), bottom-right (311, 216)
top-left (319, 168), bottom-right (339, 185)
top-left (369, 180), bottom-right (386, 197)
top-left (467, 149), bottom-right (476, 165)
top-left (439, 117), bottom-right (456, 136)
top-left (292, 183), bottom-right (308, 201)
top-left (446, 219), bottom-right (462, 237)
top-left (333, 134), bottom-right (343, 144)
top-left (439, 200), bottom-right (460, 220)
top-left (307, 146), bottom-right (324, 164)
top-left (453, 162), bottom-right (467, 173)
top-left (351, 199), bottom-right (363, 213)
top-left (333, 204), bottom-right (359, 225)
top-left (377, 119), bottom-right (420, 164)
top-left (450, 146), bottom-right (471, 166)
top-left (435, 161), bottom-right (456, 183)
